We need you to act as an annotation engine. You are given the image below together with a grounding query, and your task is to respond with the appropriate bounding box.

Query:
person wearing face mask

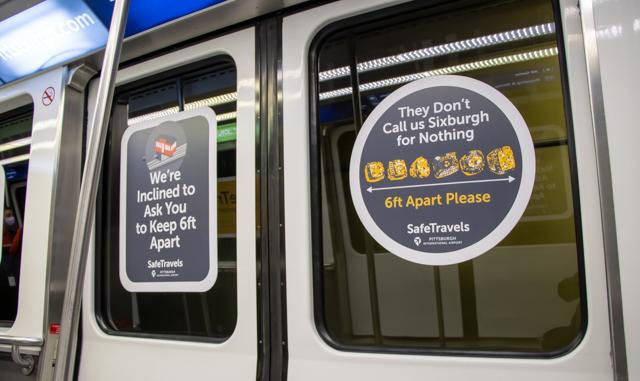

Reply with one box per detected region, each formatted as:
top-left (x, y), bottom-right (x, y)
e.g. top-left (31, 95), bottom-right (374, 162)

top-left (8, 215), bottom-right (22, 257)
top-left (0, 208), bottom-right (19, 320)
top-left (3, 208), bottom-right (17, 249)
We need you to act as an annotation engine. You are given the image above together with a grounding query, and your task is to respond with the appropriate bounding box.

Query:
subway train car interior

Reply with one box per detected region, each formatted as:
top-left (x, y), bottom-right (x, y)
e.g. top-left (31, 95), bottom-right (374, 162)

top-left (0, 0), bottom-right (637, 380)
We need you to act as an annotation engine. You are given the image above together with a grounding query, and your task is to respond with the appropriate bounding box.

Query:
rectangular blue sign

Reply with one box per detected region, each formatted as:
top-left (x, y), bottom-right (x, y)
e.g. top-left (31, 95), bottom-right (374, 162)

top-left (85, 0), bottom-right (227, 37)
top-left (0, 0), bottom-right (227, 85)
top-left (0, 0), bottom-right (108, 83)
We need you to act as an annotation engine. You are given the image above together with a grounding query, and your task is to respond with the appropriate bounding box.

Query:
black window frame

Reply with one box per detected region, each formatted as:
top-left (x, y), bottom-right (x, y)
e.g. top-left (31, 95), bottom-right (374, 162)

top-left (94, 54), bottom-right (240, 344)
top-left (308, 0), bottom-right (587, 359)
top-left (0, 102), bottom-right (34, 328)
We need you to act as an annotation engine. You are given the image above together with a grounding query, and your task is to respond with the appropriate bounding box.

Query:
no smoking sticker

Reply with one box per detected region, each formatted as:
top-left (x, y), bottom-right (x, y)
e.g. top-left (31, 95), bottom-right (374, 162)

top-left (349, 75), bottom-right (535, 266)
top-left (42, 87), bottom-right (55, 106)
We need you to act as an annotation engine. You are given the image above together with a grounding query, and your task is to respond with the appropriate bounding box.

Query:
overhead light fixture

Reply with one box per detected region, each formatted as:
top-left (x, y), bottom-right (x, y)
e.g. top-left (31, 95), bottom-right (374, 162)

top-left (185, 92), bottom-right (237, 110)
top-left (127, 93), bottom-right (239, 125)
top-left (128, 106), bottom-right (180, 125)
top-left (318, 22), bottom-right (555, 82)
top-left (216, 111), bottom-right (236, 122)
top-left (319, 47), bottom-right (558, 100)
top-left (0, 137), bottom-right (31, 153)
top-left (0, 153), bottom-right (29, 166)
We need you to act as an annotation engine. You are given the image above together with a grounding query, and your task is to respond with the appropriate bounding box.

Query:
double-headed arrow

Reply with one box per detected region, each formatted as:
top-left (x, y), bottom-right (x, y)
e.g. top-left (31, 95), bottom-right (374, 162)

top-left (366, 176), bottom-right (515, 193)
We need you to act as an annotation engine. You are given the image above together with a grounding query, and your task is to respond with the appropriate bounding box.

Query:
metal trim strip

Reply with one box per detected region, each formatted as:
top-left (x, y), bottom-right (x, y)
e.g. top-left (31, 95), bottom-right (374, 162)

top-left (578, 0), bottom-right (628, 379)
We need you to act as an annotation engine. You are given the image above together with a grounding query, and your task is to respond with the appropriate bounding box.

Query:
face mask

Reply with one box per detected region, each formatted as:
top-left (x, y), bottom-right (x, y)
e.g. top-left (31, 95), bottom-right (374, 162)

top-left (4, 217), bottom-right (15, 226)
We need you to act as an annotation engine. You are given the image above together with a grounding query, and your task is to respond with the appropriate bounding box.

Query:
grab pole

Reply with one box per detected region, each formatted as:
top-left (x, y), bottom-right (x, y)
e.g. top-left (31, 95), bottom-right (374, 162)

top-left (54, 1), bottom-right (130, 380)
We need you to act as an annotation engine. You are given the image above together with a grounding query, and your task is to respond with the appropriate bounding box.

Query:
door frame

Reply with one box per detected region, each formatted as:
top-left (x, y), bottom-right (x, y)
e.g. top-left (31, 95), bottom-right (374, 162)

top-left (281, 0), bottom-right (617, 380)
top-left (79, 27), bottom-right (259, 380)
top-left (0, 67), bottom-right (67, 355)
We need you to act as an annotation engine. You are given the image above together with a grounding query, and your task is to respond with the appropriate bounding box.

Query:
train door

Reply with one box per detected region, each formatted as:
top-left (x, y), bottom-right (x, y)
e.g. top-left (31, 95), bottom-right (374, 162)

top-left (282, 0), bottom-right (619, 380)
top-left (78, 28), bottom-right (257, 380)
top-left (0, 66), bottom-right (85, 380)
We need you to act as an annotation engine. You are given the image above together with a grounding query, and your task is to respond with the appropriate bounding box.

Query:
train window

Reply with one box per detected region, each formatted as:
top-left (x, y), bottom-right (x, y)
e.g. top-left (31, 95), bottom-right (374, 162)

top-left (97, 57), bottom-right (238, 340)
top-left (0, 104), bottom-right (33, 327)
top-left (312, 0), bottom-right (584, 355)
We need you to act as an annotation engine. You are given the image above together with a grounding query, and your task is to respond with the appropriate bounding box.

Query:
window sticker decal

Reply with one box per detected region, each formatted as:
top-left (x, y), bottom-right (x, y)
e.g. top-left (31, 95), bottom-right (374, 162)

top-left (120, 107), bottom-right (217, 292)
top-left (349, 75), bottom-right (535, 265)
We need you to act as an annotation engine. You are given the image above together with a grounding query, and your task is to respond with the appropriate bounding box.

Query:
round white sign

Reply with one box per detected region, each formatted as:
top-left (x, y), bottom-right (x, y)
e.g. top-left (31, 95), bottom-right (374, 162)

top-left (349, 75), bottom-right (535, 266)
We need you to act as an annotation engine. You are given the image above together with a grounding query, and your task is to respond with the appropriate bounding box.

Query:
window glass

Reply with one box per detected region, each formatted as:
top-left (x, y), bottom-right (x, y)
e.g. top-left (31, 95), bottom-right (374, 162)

top-left (0, 104), bottom-right (33, 327)
top-left (98, 58), bottom-right (238, 340)
top-left (314, 0), bottom-right (583, 354)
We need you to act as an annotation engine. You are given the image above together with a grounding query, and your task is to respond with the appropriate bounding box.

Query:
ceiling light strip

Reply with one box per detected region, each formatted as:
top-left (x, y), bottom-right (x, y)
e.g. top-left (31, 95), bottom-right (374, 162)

top-left (184, 92), bottom-right (238, 110)
top-left (319, 47), bottom-right (558, 100)
top-left (0, 153), bottom-right (30, 166)
top-left (216, 111), bottom-right (236, 122)
top-left (0, 137), bottom-right (31, 153)
top-left (127, 92), bottom-right (238, 125)
top-left (319, 22), bottom-right (555, 81)
top-left (128, 108), bottom-right (236, 125)
top-left (128, 106), bottom-right (180, 125)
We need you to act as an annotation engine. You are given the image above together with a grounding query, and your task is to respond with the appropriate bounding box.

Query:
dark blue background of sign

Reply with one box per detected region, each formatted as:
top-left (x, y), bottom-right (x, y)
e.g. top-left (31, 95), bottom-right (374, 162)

top-left (358, 86), bottom-right (523, 254)
top-left (84, 0), bottom-right (226, 37)
top-left (124, 117), bottom-right (211, 283)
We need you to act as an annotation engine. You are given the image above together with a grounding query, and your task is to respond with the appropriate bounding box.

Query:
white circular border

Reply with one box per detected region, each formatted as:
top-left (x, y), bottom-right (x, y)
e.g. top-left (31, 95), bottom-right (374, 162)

top-left (349, 75), bottom-right (536, 266)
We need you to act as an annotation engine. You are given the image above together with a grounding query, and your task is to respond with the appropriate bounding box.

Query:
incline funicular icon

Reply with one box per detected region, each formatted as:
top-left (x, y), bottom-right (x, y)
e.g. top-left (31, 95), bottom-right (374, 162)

top-left (155, 137), bottom-right (177, 157)
top-left (146, 134), bottom-right (187, 171)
